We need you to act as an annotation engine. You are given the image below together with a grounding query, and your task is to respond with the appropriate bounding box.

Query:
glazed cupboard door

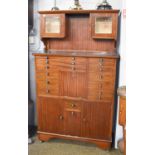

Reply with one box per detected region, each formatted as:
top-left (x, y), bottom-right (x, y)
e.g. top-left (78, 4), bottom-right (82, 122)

top-left (90, 13), bottom-right (118, 39)
top-left (82, 101), bottom-right (113, 141)
top-left (40, 14), bottom-right (65, 38)
top-left (37, 97), bottom-right (64, 134)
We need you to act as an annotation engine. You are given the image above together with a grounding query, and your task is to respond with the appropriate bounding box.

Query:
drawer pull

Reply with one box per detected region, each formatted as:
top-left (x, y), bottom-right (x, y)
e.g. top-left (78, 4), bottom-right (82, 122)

top-left (72, 67), bottom-right (75, 71)
top-left (71, 111), bottom-right (74, 115)
top-left (98, 92), bottom-right (103, 100)
top-left (59, 115), bottom-right (63, 120)
top-left (71, 103), bottom-right (76, 107)
top-left (72, 57), bottom-right (75, 60)
top-left (46, 66), bottom-right (49, 69)
top-left (100, 68), bottom-right (103, 71)
top-left (46, 89), bottom-right (49, 93)
top-left (46, 81), bottom-right (49, 84)
top-left (100, 84), bottom-right (103, 89)
top-left (71, 62), bottom-right (75, 65)
top-left (46, 60), bottom-right (49, 64)
top-left (100, 75), bottom-right (103, 79)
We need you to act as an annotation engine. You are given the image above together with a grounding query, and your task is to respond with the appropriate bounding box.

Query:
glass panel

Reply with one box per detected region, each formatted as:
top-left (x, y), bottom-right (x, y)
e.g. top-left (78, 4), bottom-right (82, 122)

top-left (95, 17), bottom-right (112, 34)
top-left (45, 16), bottom-right (61, 34)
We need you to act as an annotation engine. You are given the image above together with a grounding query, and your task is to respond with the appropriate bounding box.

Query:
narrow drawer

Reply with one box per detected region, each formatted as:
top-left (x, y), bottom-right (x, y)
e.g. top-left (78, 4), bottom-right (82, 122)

top-left (87, 93), bottom-right (113, 102)
top-left (36, 71), bottom-right (59, 81)
top-left (64, 100), bottom-right (81, 111)
top-left (88, 72), bottom-right (114, 82)
top-left (88, 58), bottom-right (116, 72)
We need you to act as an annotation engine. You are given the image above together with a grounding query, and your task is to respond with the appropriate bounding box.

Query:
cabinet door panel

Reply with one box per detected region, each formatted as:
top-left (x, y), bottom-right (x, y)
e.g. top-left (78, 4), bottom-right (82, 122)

top-left (82, 101), bottom-right (113, 140)
top-left (59, 71), bottom-right (87, 98)
top-left (38, 97), bottom-right (64, 134)
top-left (64, 110), bottom-right (81, 136)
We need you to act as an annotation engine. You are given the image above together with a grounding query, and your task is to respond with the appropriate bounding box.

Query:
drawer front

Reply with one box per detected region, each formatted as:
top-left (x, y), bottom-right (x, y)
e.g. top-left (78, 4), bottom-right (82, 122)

top-left (35, 56), bottom-right (87, 72)
top-left (87, 58), bottom-right (116, 101)
top-left (50, 57), bottom-right (87, 65)
top-left (64, 100), bottom-right (82, 111)
top-left (88, 92), bottom-right (113, 102)
top-left (89, 59), bottom-right (115, 72)
top-left (36, 56), bottom-right (86, 64)
top-left (37, 80), bottom-right (59, 96)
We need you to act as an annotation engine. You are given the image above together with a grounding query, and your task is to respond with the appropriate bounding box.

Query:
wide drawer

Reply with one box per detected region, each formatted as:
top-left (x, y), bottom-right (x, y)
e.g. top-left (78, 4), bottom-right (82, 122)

top-left (35, 56), bottom-right (87, 64)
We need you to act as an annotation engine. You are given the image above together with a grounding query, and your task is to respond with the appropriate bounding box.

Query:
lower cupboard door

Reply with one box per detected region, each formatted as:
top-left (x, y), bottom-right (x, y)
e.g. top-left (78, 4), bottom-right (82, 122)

top-left (64, 110), bottom-right (81, 137)
top-left (81, 102), bottom-right (113, 140)
top-left (38, 97), bottom-right (64, 134)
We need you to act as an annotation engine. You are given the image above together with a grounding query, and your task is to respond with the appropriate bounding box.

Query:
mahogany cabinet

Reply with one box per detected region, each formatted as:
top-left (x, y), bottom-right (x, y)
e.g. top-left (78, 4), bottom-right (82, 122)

top-left (33, 10), bottom-right (120, 149)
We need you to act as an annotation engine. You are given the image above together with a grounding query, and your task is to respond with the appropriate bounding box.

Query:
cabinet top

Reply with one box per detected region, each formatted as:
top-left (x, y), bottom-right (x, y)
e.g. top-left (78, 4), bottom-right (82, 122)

top-left (33, 50), bottom-right (119, 59)
top-left (38, 10), bottom-right (120, 14)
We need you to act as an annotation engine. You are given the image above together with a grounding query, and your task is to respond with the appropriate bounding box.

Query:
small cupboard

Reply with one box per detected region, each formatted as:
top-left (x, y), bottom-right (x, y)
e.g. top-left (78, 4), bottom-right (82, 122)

top-left (90, 13), bottom-right (118, 39)
top-left (40, 14), bottom-right (65, 38)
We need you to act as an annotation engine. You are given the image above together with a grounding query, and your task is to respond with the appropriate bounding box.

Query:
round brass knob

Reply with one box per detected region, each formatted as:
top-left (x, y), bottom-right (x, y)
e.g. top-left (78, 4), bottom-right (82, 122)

top-left (71, 103), bottom-right (76, 107)
top-left (72, 67), bottom-right (75, 71)
top-left (59, 115), bottom-right (63, 120)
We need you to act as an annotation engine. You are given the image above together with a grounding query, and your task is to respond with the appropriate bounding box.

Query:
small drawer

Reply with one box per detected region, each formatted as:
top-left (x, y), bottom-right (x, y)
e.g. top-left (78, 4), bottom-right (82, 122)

top-left (64, 100), bottom-right (81, 110)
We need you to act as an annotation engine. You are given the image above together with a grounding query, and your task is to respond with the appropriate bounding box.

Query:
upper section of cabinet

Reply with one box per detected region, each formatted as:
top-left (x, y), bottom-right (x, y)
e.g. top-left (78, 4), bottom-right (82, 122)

top-left (39, 10), bottom-right (119, 40)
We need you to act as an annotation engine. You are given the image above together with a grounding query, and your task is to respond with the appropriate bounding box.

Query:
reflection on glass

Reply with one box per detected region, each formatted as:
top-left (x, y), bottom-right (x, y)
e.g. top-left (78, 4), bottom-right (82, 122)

top-left (95, 17), bottom-right (112, 34)
top-left (45, 16), bottom-right (60, 33)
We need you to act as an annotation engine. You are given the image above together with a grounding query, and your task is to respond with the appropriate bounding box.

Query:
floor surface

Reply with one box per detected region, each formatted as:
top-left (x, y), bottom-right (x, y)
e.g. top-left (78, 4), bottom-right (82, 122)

top-left (29, 137), bottom-right (123, 155)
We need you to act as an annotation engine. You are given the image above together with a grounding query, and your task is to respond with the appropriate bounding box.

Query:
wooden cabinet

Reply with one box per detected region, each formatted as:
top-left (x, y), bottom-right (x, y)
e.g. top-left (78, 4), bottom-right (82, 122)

top-left (119, 97), bottom-right (126, 126)
top-left (117, 86), bottom-right (126, 155)
top-left (90, 13), bottom-right (118, 39)
top-left (34, 10), bottom-right (119, 150)
top-left (40, 14), bottom-right (65, 38)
